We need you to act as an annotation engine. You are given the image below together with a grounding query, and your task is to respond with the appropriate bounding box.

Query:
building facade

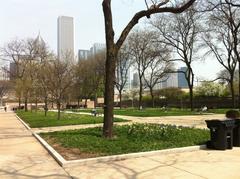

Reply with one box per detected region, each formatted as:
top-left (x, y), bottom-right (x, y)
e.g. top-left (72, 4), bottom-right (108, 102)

top-left (178, 67), bottom-right (188, 88)
top-left (90, 43), bottom-right (105, 56)
top-left (78, 49), bottom-right (91, 61)
top-left (0, 66), bottom-right (9, 81)
top-left (57, 16), bottom-right (74, 61)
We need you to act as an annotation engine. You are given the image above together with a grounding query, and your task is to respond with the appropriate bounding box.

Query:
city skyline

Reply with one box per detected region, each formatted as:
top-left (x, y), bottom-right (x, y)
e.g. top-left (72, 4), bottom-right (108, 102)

top-left (0, 0), bottom-right (223, 79)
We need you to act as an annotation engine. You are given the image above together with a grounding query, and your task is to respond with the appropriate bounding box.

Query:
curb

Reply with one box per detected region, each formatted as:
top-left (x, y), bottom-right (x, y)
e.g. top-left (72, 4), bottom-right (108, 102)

top-left (33, 133), bottom-right (66, 166)
top-left (15, 114), bottom-right (31, 130)
top-left (34, 132), bottom-right (206, 167)
top-left (15, 114), bottom-right (207, 168)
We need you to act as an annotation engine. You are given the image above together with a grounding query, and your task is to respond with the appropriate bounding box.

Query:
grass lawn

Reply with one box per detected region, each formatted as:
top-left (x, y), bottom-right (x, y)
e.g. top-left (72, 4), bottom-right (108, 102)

top-left (16, 111), bottom-right (126, 128)
top-left (208, 108), bottom-right (239, 114)
top-left (71, 108), bottom-right (211, 117)
top-left (41, 123), bottom-right (209, 159)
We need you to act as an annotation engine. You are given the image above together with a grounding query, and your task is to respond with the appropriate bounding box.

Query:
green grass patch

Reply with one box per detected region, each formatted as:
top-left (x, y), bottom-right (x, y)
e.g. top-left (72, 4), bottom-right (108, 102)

top-left (208, 108), bottom-right (239, 114)
top-left (41, 124), bottom-right (209, 158)
top-left (71, 108), bottom-right (210, 117)
top-left (16, 111), bottom-right (126, 128)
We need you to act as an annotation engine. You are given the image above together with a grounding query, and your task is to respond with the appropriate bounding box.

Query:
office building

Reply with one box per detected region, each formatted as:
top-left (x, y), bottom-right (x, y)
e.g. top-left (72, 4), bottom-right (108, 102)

top-left (131, 72), bottom-right (139, 89)
top-left (57, 16), bottom-right (74, 61)
top-left (90, 43), bottom-right (105, 56)
top-left (0, 66), bottom-right (9, 81)
top-left (78, 49), bottom-right (91, 61)
top-left (78, 43), bottom-right (105, 62)
top-left (178, 67), bottom-right (188, 88)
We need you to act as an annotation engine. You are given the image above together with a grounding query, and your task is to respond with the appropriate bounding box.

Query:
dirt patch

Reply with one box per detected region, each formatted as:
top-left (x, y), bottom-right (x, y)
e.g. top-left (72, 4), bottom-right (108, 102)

top-left (43, 136), bottom-right (101, 160)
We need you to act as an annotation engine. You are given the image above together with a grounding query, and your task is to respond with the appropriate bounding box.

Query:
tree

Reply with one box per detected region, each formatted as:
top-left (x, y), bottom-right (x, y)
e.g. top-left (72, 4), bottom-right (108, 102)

top-left (0, 81), bottom-right (11, 106)
top-left (128, 30), bottom-right (160, 109)
top-left (156, 87), bottom-right (185, 100)
top-left (195, 81), bottom-right (229, 97)
top-left (0, 39), bottom-right (26, 107)
top-left (75, 51), bottom-right (105, 108)
top-left (47, 56), bottom-right (74, 120)
top-left (102, 0), bottom-right (196, 138)
top-left (204, 0), bottom-right (240, 107)
top-left (150, 6), bottom-right (200, 111)
top-left (143, 44), bottom-right (173, 107)
top-left (37, 59), bottom-right (53, 116)
top-left (115, 45), bottom-right (132, 109)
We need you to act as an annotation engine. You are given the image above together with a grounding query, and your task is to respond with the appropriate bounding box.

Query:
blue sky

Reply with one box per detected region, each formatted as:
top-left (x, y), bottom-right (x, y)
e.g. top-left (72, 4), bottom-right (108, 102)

top-left (0, 0), bottom-right (222, 80)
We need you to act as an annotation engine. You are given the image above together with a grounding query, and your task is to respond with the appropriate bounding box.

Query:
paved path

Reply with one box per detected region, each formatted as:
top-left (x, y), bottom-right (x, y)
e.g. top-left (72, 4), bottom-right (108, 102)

top-left (36, 111), bottom-right (225, 133)
top-left (4, 111), bottom-right (240, 178)
top-left (0, 111), bottom-right (71, 179)
top-left (116, 114), bottom-right (226, 129)
top-left (64, 148), bottom-right (240, 179)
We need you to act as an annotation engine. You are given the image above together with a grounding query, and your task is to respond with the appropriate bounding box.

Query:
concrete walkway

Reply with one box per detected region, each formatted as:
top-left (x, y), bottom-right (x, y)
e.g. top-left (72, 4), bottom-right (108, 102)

top-left (0, 111), bottom-right (71, 179)
top-left (3, 111), bottom-right (240, 178)
top-left (36, 111), bottom-right (225, 133)
top-left (64, 148), bottom-right (240, 179)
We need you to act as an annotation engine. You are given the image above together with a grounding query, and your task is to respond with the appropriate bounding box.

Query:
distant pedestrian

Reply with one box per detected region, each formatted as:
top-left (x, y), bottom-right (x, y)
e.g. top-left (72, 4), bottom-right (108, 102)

top-left (4, 106), bottom-right (7, 112)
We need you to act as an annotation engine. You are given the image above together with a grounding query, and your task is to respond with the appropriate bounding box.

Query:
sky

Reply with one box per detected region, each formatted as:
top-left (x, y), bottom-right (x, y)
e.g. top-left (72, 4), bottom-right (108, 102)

top-left (0, 0), bottom-right (223, 80)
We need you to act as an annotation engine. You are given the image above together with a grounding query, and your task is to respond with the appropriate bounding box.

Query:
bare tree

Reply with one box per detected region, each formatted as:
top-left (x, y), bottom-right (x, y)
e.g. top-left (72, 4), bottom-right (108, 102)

top-left (128, 30), bottom-right (163, 109)
top-left (150, 7), bottom-right (200, 110)
top-left (0, 81), bottom-right (10, 106)
top-left (203, 16), bottom-right (237, 107)
top-left (206, 0), bottom-right (240, 107)
top-left (115, 44), bottom-right (132, 109)
top-left (47, 56), bottom-right (74, 120)
top-left (75, 51), bottom-right (105, 108)
top-left (143, 45), bottom-right (173, 108)
top-left (102, 0), bottom-right (196, 137)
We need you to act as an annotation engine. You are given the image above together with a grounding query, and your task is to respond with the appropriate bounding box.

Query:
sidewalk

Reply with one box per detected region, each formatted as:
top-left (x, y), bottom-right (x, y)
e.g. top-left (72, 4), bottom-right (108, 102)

top-left (2, 111), bottom-right (240, 179)
top-left (64, 148), bottom-right (240, 179)
top-left (0, 111), bottom-right (71, 179)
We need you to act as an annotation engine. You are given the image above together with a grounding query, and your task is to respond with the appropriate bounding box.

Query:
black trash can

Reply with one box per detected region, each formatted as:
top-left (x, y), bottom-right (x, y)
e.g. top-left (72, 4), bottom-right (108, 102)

top-left (205, 119), bottom-right (235, 150)
top-left (233, 119), bottom-right (240, 147)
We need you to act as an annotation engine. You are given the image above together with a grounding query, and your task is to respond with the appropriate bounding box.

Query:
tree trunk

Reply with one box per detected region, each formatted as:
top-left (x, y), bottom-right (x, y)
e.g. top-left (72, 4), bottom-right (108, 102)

top-left (18, 97), bottom-right (21, 108)
top-left (35, 98), bottom-right (38, 112)
top-left (103, 52), bottom-right (116, 138)
top-left (102, 0), bottom-right (117, 138)
top-left (189, 85), bottom-right (193, 111)
top-left (44, 96), bottom-right (48, 117)
top-left (77, 98), bottom-right (80, 108)
top-left (24, 97), bottom-right (28, 112)
top-left (94, 93), bottom-right (97, 108)
top-left (150, 87), bottom-right (155, 108)
top-left (230, 80), bottom-right (235, 108)
top-left (138, 79), bottom-right (143, 110)
top-left (119, 90), bottom-right (122, 109)
top-left (57, 101), bottom-right (61, 120)
top-left (84, 98), bottom-right (87, 108)
top-left (238, 61), bottom-right (240, 109)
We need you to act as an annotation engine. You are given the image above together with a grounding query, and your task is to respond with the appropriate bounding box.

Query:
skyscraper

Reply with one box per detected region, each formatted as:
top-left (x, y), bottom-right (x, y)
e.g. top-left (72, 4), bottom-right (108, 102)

top-left (178, 67), bottom-right (188, 88)
top-left (57, 16), bottom-right (74, 61)
top-left (90, 43), bottom-right (105, 56)
top-left (78, 49), bottom-right (90, 61)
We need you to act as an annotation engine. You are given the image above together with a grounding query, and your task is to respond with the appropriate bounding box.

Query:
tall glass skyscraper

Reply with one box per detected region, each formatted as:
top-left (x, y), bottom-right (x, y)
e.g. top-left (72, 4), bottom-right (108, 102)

top-left (178, 67), bottom-right (188, 88)
top-left (57, 16), bottom-right (74, 61)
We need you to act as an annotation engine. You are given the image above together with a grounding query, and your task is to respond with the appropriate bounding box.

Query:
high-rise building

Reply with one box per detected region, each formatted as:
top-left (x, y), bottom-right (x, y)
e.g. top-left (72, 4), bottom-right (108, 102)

top-left (9, 62), bottom-right (17, 80)
top-left (178, 67), bottom-right (188, 88)
top-left (90, 43), bottom-right (105, 56)
top-left (159, 73), bottom-right (178, 89)
top-left (0, 66), bottom-right (9, 81)
top-left (78, 49), bottom-right (91, 61)
top-left (57, 16), bottom-right (74, 61)
top-left (131, 72), bottom-right (139, 89)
